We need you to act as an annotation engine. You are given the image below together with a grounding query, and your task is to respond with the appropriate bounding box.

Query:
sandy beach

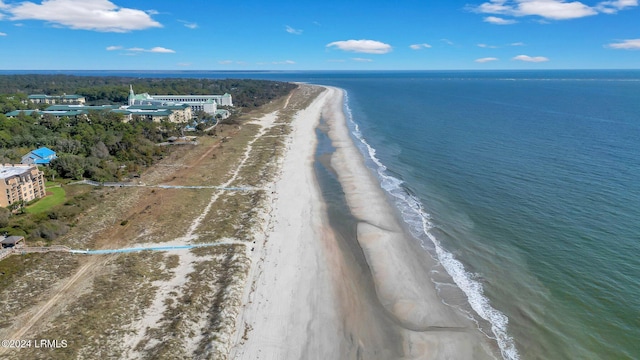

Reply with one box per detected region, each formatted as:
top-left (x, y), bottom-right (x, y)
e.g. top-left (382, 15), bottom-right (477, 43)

top-left (231, 86), bottom-right (498, 359)
top-left (0, 84), bottom-right (497, 360)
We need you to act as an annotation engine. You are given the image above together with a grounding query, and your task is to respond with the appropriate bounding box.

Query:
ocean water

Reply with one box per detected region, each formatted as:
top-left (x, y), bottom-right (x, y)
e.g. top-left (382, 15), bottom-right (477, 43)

top-left (5, 70), bottom-right (640, 359)
top-left (315, 71), bottom-right (640, 360)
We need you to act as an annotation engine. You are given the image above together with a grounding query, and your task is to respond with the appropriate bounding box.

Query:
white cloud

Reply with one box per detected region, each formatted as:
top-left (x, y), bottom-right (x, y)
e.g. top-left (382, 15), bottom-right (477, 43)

top-left (597, 0), bottom-right (638, 13)
top-left (272, 60), bottom-right (296, 64)
top-left (441, 38), bottom-right (455, 45)
top-left (473, 0), bottom-right (512, 13)
top-left (471, 0), bottom-right (637, 20)
top-left (478, 43), bottom-right (498, 48)
top-left (179, 20), bottom-right (198, 29)
top-left (352, 58), bottom-right (373, 62)
top-left (119, 46), bottom-right (175, 53)
top-left (218, 60), bottom-right (233, 64)
top-left (518, 1), bottom-right (597, 20)
top-left (484, 15), bottom-right (517, 24)
top-left (513, 54), bottom-right (549, 62)
top-left (0, 32), bottom-right (6, 36)
top-left (475, 57), bottom-right (499, 62)
top-left (606, 38), bottom-right (640, 49)
top-left (409, 43), bottom-right (432, 50)
top-left (326, 39), bottom-right (392, 54)
top-left (510, 42), bottom-right (525, 46)
top-left (148, 47), bottom-right (175, 53)
top-left (5, 0), bottom-right (161, 32)
top-left (177, 62), bottom-right (191, 67)
top-left (285, 25), bottom-right (303, 35)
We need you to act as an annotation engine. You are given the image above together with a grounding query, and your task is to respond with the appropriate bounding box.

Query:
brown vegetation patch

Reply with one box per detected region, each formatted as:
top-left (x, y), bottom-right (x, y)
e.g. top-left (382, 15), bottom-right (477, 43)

top-left (0, 252), bottom-right (80, 327)
top-left (114, 188), bottom-right (215, 244)
top-left (0, 84), bottom-right (325, 359)
top-left (194, 191), bottom-right (266, 242)
top-left (133, 245), bottom-right (249, 360)
top-left (12, 252), bottom-right (173, 360)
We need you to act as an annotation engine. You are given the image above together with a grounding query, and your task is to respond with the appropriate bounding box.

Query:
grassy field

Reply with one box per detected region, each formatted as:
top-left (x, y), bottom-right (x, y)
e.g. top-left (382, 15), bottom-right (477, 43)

top-left (25, 185), bottom-right (66, 214)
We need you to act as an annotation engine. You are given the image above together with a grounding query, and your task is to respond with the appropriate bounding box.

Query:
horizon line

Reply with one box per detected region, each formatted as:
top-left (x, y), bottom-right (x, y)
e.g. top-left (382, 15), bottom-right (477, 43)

top-left (1, 68), bottom-right (640, 72)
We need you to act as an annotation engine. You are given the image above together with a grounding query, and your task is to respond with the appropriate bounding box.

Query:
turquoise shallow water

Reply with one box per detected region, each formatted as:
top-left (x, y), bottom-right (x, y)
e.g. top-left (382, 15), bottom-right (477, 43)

top-left (7, 70), bottom-right (639, 359)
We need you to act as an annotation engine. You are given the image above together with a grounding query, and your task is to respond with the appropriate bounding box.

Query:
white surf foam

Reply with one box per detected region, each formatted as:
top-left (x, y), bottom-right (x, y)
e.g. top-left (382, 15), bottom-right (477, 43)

top-left (342, 90), bottom-right (520, 360)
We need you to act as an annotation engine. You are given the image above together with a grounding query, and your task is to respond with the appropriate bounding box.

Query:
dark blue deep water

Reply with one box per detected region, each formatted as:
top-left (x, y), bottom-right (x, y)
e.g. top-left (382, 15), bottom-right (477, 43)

top-left (4, 70), bottom-right (639, 359)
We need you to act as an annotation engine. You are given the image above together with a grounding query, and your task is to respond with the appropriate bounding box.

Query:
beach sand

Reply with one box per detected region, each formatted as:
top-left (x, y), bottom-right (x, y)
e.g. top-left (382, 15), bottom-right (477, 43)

top-left (231, 86), bottom-right (498, 359)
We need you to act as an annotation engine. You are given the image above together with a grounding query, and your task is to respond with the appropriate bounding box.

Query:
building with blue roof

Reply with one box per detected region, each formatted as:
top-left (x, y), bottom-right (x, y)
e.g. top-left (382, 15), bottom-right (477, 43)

top-left (21, 147), bottom-right (57, 165)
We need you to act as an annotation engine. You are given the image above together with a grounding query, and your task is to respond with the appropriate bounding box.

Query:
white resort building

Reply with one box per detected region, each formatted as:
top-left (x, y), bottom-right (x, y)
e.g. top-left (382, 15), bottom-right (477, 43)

top-left (128, 86), bottom-right (233, 116)
top-left (7, 87), bottom-right (233, 123)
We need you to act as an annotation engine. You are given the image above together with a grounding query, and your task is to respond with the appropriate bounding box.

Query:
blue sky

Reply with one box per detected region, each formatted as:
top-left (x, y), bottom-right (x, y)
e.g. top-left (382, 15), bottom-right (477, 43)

top-left (0, 0), bottom-right (638, 70)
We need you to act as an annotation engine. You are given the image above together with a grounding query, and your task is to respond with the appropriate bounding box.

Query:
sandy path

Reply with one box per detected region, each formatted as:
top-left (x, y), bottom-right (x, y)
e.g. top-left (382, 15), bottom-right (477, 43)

top-left (120, 111), bottom-right (280, 358)
top-left (0, 259), bottom-right (98, 356)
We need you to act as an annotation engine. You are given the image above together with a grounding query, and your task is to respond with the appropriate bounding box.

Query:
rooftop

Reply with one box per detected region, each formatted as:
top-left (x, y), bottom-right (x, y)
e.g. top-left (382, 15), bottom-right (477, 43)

top-left (1, 236), bottom-right (24, 245)
top-left (0, 164), bottom-right (36, 179)
top-left (45, 105), bottom-right (118, 111)
top-left (27, 94), bottom-right (84, 99)
top-left (31, 147), bottom-right (56, 158)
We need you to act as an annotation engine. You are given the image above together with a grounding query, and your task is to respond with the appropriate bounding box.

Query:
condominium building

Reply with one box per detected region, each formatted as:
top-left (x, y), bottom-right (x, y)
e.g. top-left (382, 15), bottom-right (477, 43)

top-left (0, 164), bottom-right (46, 208)
top-left (27, 94), bottom-right (86, 105)
top-left (6, 103), bottom-right (193, 124)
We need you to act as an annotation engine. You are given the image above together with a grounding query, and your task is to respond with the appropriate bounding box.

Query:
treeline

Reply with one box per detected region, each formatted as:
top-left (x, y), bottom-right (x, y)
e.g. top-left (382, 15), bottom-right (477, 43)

top-left (0, 75), bottom-right (297, 181)
top-left (0, 75), bottom-right (297, 243)
top-left (0, 110), bottom-right (172, 182)
top-left (0, 75), bottom-right (296, 109)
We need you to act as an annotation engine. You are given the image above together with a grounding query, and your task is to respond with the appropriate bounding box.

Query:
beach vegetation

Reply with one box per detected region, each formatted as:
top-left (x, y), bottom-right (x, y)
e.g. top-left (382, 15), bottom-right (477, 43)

top-left (0, 75), bottom-right (296, 183)
top-left (0, 83), bottom-right (321, 359)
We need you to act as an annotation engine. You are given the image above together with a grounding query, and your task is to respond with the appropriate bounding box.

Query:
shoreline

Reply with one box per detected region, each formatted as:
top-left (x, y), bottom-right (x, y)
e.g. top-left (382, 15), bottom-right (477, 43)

top-left (231, 85), bottom-right (497, 359)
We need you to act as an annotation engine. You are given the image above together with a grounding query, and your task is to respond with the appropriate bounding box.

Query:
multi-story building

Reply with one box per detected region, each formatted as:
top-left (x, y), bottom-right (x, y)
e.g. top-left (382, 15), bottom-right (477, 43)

top-left (27, 94), bottom-right (86, 105)
top-left (124, 103), bottom-right (193, 123)
top-left (5, 103), bottom-right (192, 124)
top-left (128, 86), bottom-right (233, 116)
top-left (0, 164), bottom-right (46, 208)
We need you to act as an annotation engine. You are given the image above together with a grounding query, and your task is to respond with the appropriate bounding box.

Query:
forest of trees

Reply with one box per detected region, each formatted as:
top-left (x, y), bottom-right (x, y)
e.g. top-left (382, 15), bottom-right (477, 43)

top-left (0, 75), bottom-right (297, 243)
top-left (0, 75), bottom-right (297, 182)
top-left (0, 75), bottom-right (297, 108)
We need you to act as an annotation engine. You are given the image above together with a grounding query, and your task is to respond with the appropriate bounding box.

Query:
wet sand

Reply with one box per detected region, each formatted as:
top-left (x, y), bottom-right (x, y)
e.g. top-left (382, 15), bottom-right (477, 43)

top-left (230, 86), bottom-right (497, 359)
